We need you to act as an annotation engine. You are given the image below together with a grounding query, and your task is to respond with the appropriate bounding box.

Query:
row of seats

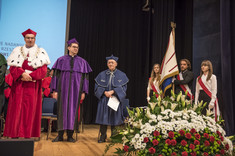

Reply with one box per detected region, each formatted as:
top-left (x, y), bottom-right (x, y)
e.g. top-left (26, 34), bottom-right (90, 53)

top-left (41, 98), bottom-right (57, 140)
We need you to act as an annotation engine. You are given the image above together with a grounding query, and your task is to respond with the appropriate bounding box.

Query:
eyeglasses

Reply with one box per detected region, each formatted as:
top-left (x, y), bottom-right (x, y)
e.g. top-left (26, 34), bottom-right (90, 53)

top-left (72, 46), bottom-right (79, 49)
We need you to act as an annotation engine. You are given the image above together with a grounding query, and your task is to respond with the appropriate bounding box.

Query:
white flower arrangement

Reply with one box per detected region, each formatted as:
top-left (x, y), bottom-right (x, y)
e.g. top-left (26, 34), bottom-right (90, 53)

top-left (105, 91), bottom-right (234, 156)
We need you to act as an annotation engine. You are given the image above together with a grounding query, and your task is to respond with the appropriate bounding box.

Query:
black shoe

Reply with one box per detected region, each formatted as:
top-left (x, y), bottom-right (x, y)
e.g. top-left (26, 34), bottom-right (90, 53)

top-left (52, 136), bottom-right (63, 142)
top-left (98, 138), bottom-right (106, 143)
top-left (67, 137), bottom-right (76, 143)
top-left (98, 134), bottom-right (107, 143)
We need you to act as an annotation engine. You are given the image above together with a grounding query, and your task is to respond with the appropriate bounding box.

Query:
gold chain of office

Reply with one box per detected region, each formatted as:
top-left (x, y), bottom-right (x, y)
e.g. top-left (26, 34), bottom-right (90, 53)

top-left (20, 46), bottom-right (40, 59)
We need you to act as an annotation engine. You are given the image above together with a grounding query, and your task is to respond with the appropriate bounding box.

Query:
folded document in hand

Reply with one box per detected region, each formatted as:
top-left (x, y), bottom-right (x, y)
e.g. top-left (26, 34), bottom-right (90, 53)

top-left (107, 96), bottom-right (120, 111)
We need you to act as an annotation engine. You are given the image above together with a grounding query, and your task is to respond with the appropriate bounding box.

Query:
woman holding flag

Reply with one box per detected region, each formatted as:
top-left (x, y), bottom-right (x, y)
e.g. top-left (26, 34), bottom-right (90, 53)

top-left (195, 60), bottom-right (220, 121)
top-left (147, 64), bottom-right (161, 102)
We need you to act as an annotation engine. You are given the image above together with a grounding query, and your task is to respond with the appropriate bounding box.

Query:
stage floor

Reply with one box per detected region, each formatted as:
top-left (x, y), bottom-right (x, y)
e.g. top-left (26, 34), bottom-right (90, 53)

top-left (34, 124), bottom-right (121, 156)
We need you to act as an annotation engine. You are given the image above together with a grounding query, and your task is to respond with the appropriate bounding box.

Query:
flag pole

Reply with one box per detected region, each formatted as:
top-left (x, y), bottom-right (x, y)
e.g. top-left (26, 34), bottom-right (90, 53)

top-left (171, 22), bottom-right (176, 94)
top-left (171, 22), bottom-right (176, 47)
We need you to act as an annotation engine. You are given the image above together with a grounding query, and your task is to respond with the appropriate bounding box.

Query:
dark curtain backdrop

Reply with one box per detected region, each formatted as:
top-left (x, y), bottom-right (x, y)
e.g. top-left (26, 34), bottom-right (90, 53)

top-left (193, 0), bottom-right (235, 135)
top-left (193, 0), bottom-right (221, 95)
top-left (192, 0), bottom-right (221, 118)
top-left (220, 0), bottom-right (235, 136)
top-left (69, 0), bottom-right (193, 124)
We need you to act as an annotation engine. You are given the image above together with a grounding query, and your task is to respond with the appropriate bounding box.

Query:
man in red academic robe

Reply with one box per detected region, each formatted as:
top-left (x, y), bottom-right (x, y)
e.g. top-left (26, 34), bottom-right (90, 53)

top-left (3, 29), bottom-right (50, 138)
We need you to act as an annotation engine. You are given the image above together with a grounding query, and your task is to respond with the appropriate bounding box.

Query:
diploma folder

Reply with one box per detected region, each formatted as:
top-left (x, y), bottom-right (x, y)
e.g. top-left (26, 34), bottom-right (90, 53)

top-left (107, 96), bottom-right (120, 111)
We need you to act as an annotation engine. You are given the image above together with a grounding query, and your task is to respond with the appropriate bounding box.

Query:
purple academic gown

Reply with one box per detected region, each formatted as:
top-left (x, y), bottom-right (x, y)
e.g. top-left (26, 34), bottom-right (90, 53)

top-left (51, 55), bottom-right (92, 131)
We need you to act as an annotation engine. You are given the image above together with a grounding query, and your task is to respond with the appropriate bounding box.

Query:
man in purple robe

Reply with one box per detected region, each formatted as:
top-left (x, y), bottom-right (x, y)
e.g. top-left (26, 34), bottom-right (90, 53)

top-left (51, 38), bottom-right (92, 142)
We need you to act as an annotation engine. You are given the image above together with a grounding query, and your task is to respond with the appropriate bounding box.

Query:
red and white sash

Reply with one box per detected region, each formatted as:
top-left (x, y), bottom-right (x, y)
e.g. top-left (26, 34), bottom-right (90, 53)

top-left (198, 76), bottom-right (220, 121)
top-left (149, 78), bottom-right (159, 98)
top-left (177, 73), bottom-right (194, 100)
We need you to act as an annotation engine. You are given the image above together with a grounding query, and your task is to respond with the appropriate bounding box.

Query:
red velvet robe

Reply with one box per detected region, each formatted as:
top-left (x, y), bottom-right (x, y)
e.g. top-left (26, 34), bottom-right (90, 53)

top-left (42, 77), bottom-right (52, 97)
top-left (3, 60), bottom-right (47, 138)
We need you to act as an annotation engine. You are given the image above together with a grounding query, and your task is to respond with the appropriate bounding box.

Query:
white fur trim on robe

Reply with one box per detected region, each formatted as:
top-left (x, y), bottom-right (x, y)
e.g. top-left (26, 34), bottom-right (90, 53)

top-left (7, 44), bottom-right (50, 69)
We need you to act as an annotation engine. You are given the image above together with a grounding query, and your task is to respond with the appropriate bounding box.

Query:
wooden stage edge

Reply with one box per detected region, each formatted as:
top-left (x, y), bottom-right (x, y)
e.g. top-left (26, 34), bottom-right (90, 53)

top-left (35, 124), bottom-right (121, 156)
top-left (2, 124), bottom-right (122, 156)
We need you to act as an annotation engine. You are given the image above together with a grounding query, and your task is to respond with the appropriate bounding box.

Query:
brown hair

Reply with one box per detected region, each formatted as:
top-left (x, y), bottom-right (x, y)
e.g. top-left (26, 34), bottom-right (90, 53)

top-left (180, 59), bottom-right (191, 70)
top-left (150, 64), bottom-right (161, 85)
top-left (200, 60), bottom-right (213, 81)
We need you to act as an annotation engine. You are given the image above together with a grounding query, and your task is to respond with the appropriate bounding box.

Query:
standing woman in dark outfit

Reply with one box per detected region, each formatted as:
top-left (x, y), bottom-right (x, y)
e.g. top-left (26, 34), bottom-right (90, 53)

top-left (195, 60), bottom-right (220, 120)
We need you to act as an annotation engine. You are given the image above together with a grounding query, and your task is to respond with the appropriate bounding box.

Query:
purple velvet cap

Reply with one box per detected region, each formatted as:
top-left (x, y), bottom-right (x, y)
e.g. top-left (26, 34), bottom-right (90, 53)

top-left (67, 38), bottom-right (79, 45)
top-left (106, 54), bottom-right (118, 62)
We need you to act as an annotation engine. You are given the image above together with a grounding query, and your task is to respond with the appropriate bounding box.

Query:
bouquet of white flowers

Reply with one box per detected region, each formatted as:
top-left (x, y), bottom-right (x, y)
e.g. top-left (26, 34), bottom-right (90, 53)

top-left (105, 91), bottom-right (234, 156)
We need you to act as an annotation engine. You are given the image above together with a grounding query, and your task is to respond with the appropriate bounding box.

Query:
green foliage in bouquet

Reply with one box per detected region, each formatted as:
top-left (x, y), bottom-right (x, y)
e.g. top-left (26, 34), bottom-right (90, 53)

top-left (104, 91), bottom-right (234, 156)
top-left (149, 90), bottom-right (207, 116)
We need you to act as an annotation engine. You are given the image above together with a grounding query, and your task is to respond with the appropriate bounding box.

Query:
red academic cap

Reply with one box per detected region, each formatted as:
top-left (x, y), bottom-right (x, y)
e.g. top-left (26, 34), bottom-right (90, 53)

top-left (22, 29), bottom-right (37, 37)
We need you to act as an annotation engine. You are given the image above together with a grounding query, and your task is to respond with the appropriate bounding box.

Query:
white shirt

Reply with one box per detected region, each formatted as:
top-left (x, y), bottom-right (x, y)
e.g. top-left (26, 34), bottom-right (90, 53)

top-left (195, 74), bottom-right (217, 107)
top-left (147, 79), bottom-right (160, 93)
